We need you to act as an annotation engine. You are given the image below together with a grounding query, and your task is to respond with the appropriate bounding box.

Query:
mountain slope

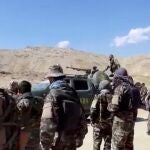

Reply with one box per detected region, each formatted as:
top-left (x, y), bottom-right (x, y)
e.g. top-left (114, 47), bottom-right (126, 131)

top-left (0, 47), bottom-right (149, 87)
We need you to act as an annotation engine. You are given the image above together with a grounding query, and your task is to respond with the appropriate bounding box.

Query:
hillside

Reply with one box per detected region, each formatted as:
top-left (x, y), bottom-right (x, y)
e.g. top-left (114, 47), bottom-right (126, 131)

top-left (0, 47), bottom-right (149, 87)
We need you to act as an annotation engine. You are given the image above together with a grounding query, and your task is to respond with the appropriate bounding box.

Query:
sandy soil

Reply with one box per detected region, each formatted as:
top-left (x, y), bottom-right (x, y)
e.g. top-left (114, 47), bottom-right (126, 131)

top-left (78, 109), bottom-right (150, 150)
top-left (0, 47), bottom-right (150, 87)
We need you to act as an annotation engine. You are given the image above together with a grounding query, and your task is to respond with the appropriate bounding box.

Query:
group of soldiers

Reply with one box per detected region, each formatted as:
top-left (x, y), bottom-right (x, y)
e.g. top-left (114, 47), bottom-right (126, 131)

top-left (89, 55), bottom-right (150, 150)
top-left (0, 65), bottom-right (88, 150)
top-left (0, 54), bottom-right (150, 150)
top-left (90, 69), bottom-right (140, 150)
top-left (0, 80), bottom-right (43, 150)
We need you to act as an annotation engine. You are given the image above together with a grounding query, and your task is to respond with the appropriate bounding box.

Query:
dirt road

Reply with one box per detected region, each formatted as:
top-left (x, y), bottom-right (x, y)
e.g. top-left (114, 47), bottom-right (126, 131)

top-left (78, 109), bottom-right (150, 150)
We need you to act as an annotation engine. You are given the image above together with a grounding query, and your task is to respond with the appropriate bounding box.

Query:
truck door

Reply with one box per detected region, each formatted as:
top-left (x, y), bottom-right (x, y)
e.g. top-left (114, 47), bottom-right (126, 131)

top-left (71, 79), bottom-right (95, 115)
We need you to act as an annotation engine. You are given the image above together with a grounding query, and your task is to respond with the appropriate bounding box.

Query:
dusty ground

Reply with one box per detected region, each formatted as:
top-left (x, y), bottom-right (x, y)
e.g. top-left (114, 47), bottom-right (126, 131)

top-left (78, 109), bottom-right (150, 150)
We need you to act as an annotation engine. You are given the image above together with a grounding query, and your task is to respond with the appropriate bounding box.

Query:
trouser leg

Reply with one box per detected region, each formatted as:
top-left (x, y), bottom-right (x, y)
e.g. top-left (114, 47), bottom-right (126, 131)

top-left (93, 127), bottom-right (102, 150)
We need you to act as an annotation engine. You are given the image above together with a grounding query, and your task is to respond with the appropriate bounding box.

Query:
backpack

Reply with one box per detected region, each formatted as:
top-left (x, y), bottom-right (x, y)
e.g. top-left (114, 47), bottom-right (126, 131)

top-left (48, 84), bottom-right (88, 147)
top-left (59, 98), bottom-right (88, 147)
top-left (118, 83), bottom-right (139, 111)
top-left (50, 87), bottom-right (87, 132)
top-left (31, 96), bottom-right (43, 113)
top-left (99, 91), bottom-right (112, 122)
top-left (30, 96), bottom-right (44, 120)
top-left (59, 99), bottom-right (82, 131)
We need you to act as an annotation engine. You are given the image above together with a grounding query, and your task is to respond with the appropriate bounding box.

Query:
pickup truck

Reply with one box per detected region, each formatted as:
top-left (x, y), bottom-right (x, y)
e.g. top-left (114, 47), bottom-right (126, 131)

top-left (32, 75), bottom-right (96, 116)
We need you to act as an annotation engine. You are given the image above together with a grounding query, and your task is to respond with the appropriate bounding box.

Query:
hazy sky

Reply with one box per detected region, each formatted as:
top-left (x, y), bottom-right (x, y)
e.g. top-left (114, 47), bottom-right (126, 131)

top-left (0, 0), bottom-right (150, 56)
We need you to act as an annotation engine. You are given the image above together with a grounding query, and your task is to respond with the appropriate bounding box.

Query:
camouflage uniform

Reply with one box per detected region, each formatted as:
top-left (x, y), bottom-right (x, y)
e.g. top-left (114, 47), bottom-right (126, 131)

top-left (90, 80), bottom-right (112, 150)
top-left (145, 91), bottom-right (150, 135)
top-left (0, 89), bottom-right (18, 150)
top-left (17, 92), bottom-right (41, 150)
top-left (40, 65), bottom-right (87, 150)
top-left (40, 80), bottom-right (87, 150)
top-left (88, 66), bottom-right (99, 79)
top-left (108, 68), bottom-right (138, 150)
top-left (140, 83), bottom-right (148, 104)
top-left (9, 81), bottom-right (19, 95)
top-left (105, 54), bottom-right (120, 75)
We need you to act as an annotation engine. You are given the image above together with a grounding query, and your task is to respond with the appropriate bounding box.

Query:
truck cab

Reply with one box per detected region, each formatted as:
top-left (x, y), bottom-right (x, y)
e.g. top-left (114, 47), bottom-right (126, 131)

top-left (32, 75), bottom-right (95, 116)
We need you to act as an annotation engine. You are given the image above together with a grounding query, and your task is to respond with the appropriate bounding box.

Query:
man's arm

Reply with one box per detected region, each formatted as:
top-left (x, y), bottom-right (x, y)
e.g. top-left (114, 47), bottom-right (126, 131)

top-left (103, 66), bottom-right (110, 72)
top-left (90, 95), bottom-right (100, 125)
top-left (40, 91), bottom-right (58, 150)
top-left (108, 85), bottom-right (122, 112)
top-left (145, 92), bottom-right (150, 111)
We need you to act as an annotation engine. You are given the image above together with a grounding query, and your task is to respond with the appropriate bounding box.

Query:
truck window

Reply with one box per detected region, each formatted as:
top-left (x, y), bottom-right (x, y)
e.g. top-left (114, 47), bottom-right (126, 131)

top-left (74, 80), bottom-right (88, 90)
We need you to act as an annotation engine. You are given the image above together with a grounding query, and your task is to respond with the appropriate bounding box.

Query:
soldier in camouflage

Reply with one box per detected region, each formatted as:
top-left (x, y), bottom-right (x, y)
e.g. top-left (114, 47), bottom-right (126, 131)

top-left (108, 68), bottom-right (140, 150)
top-left (40, 64), bottom-right (87, 150)
top-left (105, 54), bottom-right (120, 75)
top-left (140, 83), bottom-right (148, 104)
top-left (6, 81), bottom-right (19, 101)
top-left (0, 89), bottom-right (18, 150)
top-left (88, 66), bottom-right (99, 79)
top-left (145, 91), bottom-right (150, 135)
top-left (90, 80), bottom-right (112, 150)
top-left (9, 81), bottom-right (19, 95)
top-left (17, 80), bottom-right (42, 150)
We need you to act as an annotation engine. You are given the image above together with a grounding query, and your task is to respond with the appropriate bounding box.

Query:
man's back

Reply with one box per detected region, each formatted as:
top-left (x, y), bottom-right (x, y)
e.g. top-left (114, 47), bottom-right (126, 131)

top-left (109, 68), bottom-right (136, 150)
top-left (0, 89), bottom-right (18, 150)
top-left (110, 83), bottom-right (135, 121)
top-left (110, 58), bottom-right (120, 73)
top-left (90, 80), bottom-right (112, 150)
top-left (40, 79), bottom-right (87, 150)
top-left (91, 90), bottom-right (112, 123)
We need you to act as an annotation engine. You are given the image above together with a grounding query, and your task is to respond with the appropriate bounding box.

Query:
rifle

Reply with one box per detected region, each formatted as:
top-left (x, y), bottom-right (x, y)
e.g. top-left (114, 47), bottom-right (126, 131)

top-left (66, 66), bottom-right (91, 73)
top-left (103, 66), bottom-right (110, 72)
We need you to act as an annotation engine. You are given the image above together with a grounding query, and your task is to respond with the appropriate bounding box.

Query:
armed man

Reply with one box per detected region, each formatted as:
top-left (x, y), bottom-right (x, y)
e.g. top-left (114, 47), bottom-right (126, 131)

top-left (90, 80), bottom-right (112, 150)
top-left (17, 80), bottom-right (43, 150)
top-left (40, 64), bottom-right (87, 150)
top-left (108, 68), bottom-right (140, 150)
top-left (105, 54), bottom-right (120, 75)
top-left (0, 88), bottom-right (18, 150)
top-left (88, 66), bottom-right (99, 79)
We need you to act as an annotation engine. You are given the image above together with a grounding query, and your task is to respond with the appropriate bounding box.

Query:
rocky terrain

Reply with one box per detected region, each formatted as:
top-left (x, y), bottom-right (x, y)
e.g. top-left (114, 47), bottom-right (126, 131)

top-left (0, 47), bottom-right (149, 88)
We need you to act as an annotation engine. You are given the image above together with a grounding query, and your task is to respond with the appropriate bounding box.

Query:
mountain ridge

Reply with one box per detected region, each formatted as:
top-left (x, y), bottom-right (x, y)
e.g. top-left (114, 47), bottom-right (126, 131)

top-left (0, 47), bottom-right (149, 87)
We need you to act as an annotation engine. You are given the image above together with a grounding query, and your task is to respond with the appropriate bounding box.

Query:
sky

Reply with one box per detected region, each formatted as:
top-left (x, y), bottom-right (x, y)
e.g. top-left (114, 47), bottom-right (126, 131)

top-left (0, 0), bottom-right (150, 56)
